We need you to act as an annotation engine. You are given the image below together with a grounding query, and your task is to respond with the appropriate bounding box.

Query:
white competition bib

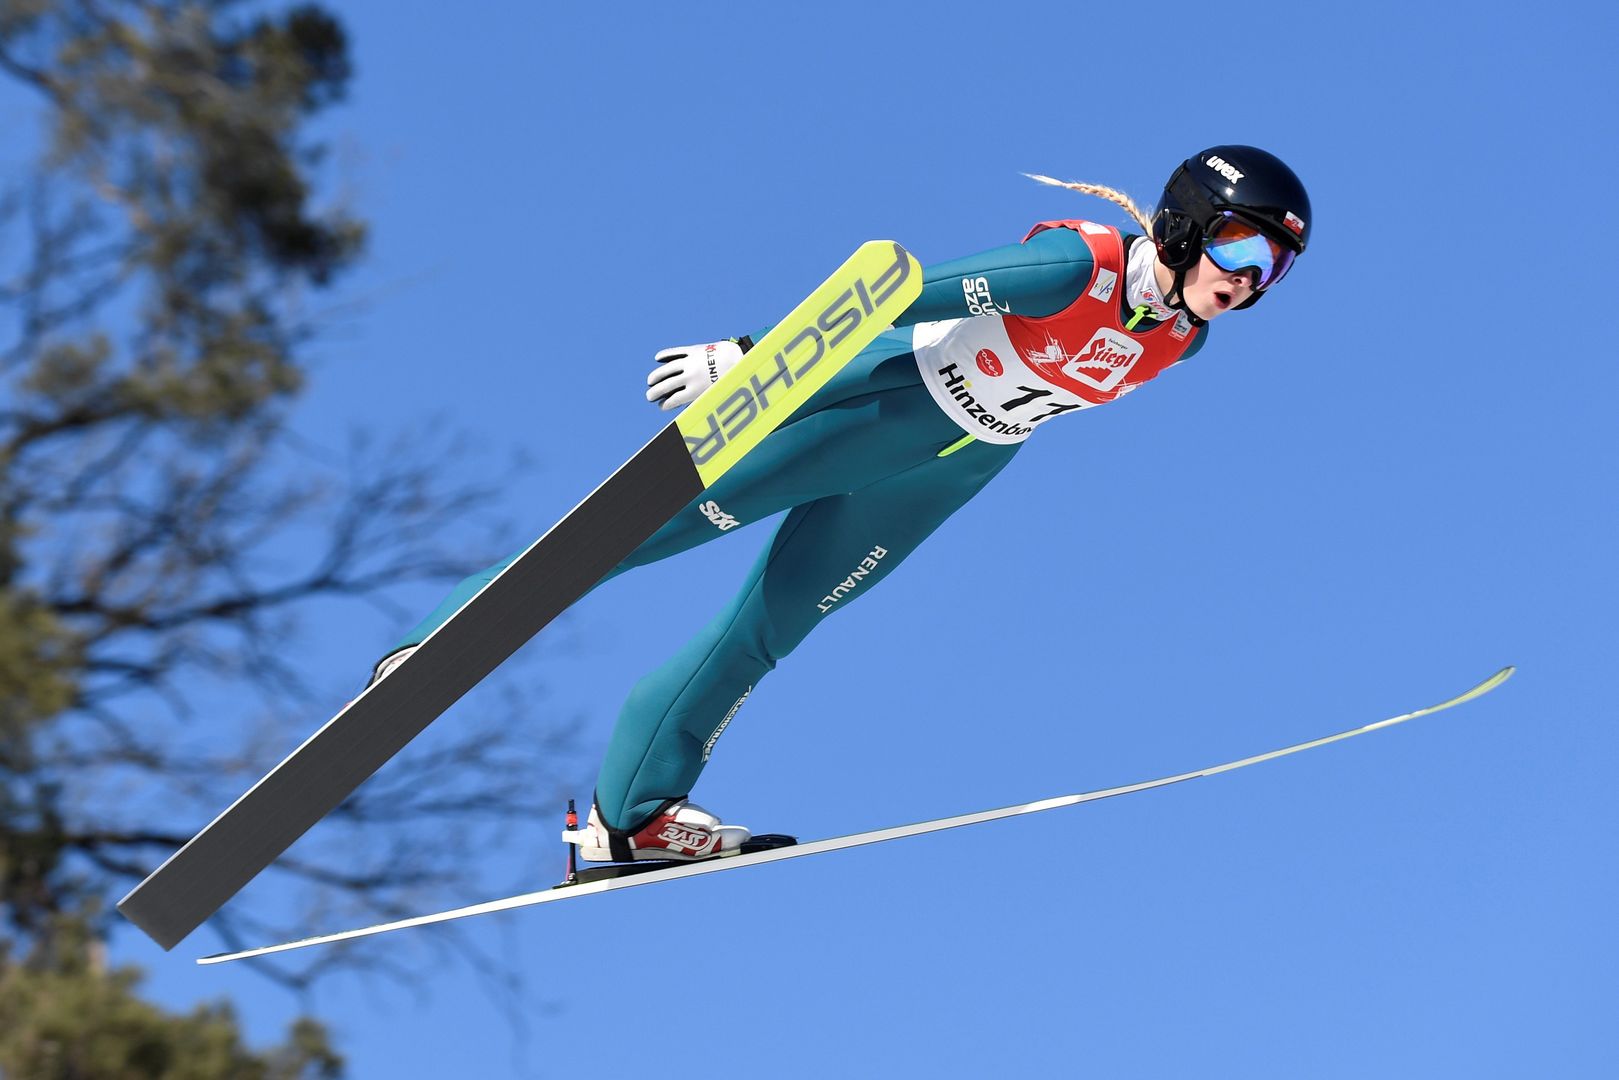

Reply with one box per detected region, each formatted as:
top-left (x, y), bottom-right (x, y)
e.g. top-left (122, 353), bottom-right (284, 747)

top-left (912, 319), bottom-right (1111, 445)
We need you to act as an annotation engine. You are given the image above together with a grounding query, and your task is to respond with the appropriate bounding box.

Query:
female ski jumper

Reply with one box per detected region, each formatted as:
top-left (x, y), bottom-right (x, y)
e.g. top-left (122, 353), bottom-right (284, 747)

top-left (391, 220), bottom-right (1207, 838)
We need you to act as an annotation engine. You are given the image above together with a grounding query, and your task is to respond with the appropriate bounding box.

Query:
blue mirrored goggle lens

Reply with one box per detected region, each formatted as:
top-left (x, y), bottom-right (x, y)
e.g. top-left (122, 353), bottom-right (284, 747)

top-left (1204, 213), bottom-right (1295, 289)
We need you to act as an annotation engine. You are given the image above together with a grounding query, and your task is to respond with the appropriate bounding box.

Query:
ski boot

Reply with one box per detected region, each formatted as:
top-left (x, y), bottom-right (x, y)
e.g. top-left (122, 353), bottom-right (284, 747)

top-left (564, 799), bottom-right (751, 864)
top-left (558, 800), bottom-right (797, 886)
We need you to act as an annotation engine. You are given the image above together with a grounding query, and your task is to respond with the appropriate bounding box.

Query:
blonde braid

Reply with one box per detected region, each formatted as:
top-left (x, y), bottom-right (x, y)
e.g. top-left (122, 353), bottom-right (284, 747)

top-left (1022, 173), bottom-right (1156, 237)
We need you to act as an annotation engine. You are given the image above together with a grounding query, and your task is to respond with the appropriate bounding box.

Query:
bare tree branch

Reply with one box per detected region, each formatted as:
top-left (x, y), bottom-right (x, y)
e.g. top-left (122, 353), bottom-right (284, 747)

top-left (0, 3), bottom-right (583, 1020)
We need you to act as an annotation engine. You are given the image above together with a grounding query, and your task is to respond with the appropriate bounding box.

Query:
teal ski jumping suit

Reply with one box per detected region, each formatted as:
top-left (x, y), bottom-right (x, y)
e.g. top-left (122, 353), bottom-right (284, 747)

top-left (393, 221), bottom-right (1208, 832)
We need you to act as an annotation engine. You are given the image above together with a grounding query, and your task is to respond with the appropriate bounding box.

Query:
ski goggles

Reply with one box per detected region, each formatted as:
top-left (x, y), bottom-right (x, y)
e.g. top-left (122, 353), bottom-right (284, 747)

top-left (1203, 212), bottom-right (1297, 290)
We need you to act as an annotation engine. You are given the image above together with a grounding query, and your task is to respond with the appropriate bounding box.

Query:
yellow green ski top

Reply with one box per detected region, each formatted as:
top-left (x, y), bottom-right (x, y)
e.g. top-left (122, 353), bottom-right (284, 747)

top-left (676, 240), bottom-right (920, 485)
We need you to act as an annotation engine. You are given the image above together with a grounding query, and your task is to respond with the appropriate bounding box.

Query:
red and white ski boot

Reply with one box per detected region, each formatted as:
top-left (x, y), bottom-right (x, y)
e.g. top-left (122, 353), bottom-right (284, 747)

top-left (563, 800), bottom-right (750, 863)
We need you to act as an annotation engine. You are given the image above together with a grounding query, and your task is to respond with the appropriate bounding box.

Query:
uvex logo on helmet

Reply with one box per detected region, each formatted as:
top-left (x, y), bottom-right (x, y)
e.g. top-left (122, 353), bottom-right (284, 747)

top-left (1204, 155), bottom-right (1245, 184)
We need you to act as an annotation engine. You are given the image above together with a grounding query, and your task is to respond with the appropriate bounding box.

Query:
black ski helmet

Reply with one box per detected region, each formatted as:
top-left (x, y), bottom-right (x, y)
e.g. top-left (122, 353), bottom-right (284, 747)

top-left (1153, 145), bottom-right (1311, 314)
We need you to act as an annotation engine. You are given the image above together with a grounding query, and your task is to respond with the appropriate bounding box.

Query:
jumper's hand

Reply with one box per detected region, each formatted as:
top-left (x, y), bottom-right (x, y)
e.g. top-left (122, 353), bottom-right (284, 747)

top-left (646, 339), bottom-right (745, 411)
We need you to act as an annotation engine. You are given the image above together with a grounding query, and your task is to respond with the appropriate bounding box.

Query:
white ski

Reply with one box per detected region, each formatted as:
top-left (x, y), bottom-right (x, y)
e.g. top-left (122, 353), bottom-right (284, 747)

top-left (198, 666), bottom-right (1513, 965)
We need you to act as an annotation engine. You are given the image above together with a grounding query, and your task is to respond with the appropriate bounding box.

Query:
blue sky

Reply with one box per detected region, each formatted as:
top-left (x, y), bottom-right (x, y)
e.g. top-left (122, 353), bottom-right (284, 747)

top-left (99, 2), bottom-right (1616, 1077)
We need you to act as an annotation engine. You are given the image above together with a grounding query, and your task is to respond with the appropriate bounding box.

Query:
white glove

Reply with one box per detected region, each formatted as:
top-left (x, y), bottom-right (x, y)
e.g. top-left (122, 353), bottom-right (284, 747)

top-left (645, 339), bottom-right (746, 411)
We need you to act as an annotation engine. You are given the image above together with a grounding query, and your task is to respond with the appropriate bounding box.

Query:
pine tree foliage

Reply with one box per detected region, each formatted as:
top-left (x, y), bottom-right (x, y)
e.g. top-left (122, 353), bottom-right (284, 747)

top-left (1, 916), bottom-right (345, 1079)
top-left (0, 0), bottom-right (566, 1046)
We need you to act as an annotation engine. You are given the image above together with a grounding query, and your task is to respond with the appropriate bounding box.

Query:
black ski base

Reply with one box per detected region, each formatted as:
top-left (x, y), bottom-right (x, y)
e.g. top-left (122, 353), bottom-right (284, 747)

top-left (557, 834), bottom-right (798, 888)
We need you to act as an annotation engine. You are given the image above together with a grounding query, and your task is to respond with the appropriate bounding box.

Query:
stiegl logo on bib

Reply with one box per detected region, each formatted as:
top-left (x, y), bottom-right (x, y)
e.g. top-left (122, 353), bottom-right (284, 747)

top-left (1021, 329), bottom-right (1143, 394)
top-left (1065, 330), bottom-right (1143, 391)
